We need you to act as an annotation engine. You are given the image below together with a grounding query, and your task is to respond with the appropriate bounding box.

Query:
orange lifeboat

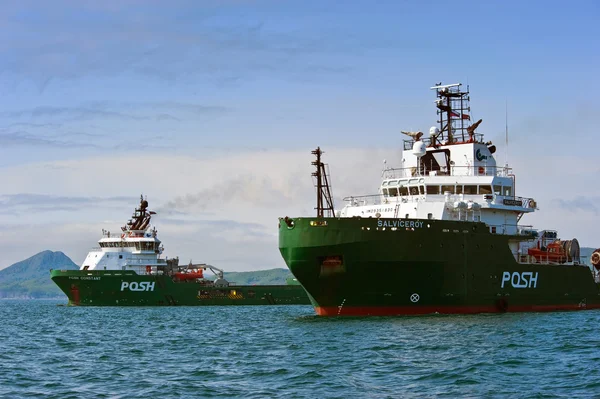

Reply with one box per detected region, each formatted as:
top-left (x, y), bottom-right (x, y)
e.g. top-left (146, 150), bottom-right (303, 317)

top-left (174, 269), bottom-right (204, 281)
top-left (528, 241), bottom-right (567, 263)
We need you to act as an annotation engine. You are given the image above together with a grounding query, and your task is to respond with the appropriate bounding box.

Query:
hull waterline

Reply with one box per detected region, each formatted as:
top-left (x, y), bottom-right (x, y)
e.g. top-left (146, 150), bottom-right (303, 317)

top-left (51, 269), bottom-right (310, 306)
top-left (279, 217), bottom-right (600, 316)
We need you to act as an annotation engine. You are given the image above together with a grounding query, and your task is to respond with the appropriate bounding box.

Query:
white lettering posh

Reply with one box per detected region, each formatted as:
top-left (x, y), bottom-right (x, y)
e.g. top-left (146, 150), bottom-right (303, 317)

top-left (501, 272), bottom-right (538, 289)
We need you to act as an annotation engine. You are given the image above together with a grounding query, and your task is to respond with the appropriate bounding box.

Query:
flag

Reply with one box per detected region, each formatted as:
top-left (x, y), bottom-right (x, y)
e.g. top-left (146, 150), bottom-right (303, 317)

top-left (449, 111), bottom-right (459, 118)
top-left (461, 114), bottom-right (470, 120)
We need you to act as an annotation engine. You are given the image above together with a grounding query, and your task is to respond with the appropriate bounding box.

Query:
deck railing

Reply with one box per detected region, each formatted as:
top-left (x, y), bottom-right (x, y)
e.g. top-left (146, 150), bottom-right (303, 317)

top-left (382, 165), bottom-right (513, 179)
top-left (402, 134), bottom-right (485, 150)
top-left (343, 193), bottom-right (535, 211)
top-left (515, 254), bottom-right (588, 267)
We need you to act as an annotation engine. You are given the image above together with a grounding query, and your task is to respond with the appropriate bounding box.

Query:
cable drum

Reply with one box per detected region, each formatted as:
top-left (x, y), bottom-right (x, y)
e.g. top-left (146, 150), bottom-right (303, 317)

top-left (561, 239), bottom-right (580, 263)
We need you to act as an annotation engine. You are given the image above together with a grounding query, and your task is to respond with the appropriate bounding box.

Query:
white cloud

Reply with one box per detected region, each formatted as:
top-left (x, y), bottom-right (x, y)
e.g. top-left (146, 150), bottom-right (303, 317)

top-left (0, 147), bottom-right (598, 270)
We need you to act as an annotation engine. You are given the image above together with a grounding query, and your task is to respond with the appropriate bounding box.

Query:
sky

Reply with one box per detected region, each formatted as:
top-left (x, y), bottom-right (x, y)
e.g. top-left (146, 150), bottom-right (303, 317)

top-left (0, 0), bottom-right (598, 270)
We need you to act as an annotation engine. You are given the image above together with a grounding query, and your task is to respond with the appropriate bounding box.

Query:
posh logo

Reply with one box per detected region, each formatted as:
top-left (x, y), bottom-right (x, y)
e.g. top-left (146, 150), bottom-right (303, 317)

top-left (120, 281), bottom-right (155, 292)
top-left (476, 149), bottom-right (488, 161)
top-left (501, 272), bottom-right (538, 289)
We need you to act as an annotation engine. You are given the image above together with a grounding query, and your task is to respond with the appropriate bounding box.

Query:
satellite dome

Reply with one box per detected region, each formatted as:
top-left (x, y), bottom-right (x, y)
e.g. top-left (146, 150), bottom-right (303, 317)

top-left (412, 141), bottom-right (426, 157)
top-left (429, 126), bottom-right (440, 137)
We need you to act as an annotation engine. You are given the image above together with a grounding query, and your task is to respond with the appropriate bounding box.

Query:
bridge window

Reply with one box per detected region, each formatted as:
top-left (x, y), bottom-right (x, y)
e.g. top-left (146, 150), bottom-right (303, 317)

top-left (456, 185), bottom-right (463, 194)
top-left (399, 186), bottom-right (408, 196)
top-left (442, 185), bottom-right (454, 194)
top-left (494, 185), bottom-right (502, 195)
top-left (409, 186), bottom-right (419, 195)
top-left (419, 185), bottom-right (424, 194)
top-left (388, 187), bottom-right (398, 197)
top-left (382, 188), bottom-right (389, 196)
top-left (479, 185), bottom-right (492, 194)
top-left (464, 185), bottom-right (477, 195)
top-left (426, 185), bottom-right (439, 194)
top-left (503, 186), bottom-right (513, 196)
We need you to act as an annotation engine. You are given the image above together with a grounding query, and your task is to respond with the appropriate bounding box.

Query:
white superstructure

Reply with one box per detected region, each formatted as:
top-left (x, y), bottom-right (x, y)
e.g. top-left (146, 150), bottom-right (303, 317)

top-left (339, 83), bottom-right (537, 236)
top-left (81, 195), bottom-right (168, 272)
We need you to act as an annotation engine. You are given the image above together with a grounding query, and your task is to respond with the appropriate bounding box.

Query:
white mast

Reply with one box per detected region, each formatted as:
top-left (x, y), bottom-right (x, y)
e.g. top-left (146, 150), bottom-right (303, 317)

top-left (505, 99), bottom-right (509, 172)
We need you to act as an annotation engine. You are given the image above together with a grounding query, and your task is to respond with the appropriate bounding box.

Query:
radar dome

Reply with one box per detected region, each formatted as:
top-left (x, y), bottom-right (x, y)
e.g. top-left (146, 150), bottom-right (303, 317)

top-left (429, 126), bottom-right (440, 137)
top-left (412, 141), bottom-right (426, 157)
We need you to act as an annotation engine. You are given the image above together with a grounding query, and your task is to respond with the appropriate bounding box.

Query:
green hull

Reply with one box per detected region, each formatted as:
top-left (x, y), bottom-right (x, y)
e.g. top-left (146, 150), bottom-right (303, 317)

top-left (279, 217), bottom-right (600, 316)
top-left (51, 269), bottom-right (310, 306)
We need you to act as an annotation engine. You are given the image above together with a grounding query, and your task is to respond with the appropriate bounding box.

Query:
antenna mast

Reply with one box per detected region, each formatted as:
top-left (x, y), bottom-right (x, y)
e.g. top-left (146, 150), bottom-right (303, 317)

top-left (311, 147), bottom-right (335, 218)
top-left (505, 99), bottom-right (509, 169)
top-left (430, 83), bottom-right (477, 144)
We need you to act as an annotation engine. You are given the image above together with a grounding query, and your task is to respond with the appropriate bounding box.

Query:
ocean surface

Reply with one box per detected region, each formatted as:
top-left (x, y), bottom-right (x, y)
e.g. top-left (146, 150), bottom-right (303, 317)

top-left (2, 300), bottom-right (600, 399)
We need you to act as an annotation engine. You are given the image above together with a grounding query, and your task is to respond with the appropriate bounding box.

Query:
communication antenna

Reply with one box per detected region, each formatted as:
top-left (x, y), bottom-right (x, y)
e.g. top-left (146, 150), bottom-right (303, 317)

top-left (311, 147), bottom-right (335, 218)
top-left (505, 99), bottom-right (509, 169)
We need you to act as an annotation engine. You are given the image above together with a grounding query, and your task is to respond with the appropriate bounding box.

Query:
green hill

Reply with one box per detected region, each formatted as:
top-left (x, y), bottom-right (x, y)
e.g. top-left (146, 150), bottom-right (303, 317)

top-left (581, 247), bottom-right (597, 267)
top-left (221, 268), bottom-right (296, 285)
top-left (0, 251), bottom-right (78, 298)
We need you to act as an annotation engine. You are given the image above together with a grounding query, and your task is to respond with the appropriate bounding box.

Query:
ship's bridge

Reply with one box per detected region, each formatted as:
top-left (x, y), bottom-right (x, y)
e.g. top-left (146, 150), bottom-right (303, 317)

top-left (79, 196), bottom-right (167, 272)
top-left (339, 83), bottom-right (537, 236)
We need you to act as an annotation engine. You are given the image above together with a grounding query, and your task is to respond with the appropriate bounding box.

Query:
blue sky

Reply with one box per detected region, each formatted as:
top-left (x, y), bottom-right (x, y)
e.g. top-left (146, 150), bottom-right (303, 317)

top-left (0, 0), bottom-right (598, 269)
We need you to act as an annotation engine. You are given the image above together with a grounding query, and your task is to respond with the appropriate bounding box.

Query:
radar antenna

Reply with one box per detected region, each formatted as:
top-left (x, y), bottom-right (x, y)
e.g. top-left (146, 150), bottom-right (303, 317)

top-left (401, 131), bottom-right (423, 141)
top-left (311, 147), bottom-right (335, 218)
top-left (430, 83), bottom-right (481, 144)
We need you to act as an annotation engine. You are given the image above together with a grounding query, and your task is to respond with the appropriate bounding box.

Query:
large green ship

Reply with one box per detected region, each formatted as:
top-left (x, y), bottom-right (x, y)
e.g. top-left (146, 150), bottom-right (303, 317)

top-left (279, 83), bottom-right (600, 316)
top-left (51, 197), bottom-right (309, 306)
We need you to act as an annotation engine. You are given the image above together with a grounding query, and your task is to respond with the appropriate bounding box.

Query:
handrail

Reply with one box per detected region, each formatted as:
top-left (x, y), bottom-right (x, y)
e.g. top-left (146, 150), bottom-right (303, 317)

top-left (515, 254), bottom-right (588, 266)
top-left (382, 165), bottom-right (513, 179)
top-left (488, 224), bottom-right (534, 235)
top-left (402, 134), bottom-right (485, 150)
top-left (343, 192), bottom-right (535, 210)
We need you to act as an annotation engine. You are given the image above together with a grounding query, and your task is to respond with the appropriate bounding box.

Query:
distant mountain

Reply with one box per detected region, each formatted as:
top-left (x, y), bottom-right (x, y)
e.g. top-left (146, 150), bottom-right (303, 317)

top-left (582, 247), bottom-right (597, 267)
top-left (221, 268), bottom-right (296, 286)
top-left (0, 251), bottom-right (78, 298)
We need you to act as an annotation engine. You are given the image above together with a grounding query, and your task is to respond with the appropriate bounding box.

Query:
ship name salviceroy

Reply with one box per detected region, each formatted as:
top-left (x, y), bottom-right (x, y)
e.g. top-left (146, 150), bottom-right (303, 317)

top-left (377, 220), bottom-right (425, 229)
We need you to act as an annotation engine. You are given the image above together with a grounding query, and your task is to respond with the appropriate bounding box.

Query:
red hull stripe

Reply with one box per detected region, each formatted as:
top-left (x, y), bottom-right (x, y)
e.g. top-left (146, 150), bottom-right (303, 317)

top-left (315, 304), bottom-right (600, 316)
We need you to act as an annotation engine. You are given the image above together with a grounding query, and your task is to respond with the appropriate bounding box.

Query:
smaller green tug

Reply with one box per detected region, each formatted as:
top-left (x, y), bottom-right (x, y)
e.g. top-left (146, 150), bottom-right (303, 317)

top-left (51, 196), bottom-right (309, 306)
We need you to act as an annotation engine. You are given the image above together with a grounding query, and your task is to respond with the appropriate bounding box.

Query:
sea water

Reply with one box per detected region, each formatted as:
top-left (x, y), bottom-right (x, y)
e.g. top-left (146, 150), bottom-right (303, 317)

top-left (1, 300), bottom-right (600, 398)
